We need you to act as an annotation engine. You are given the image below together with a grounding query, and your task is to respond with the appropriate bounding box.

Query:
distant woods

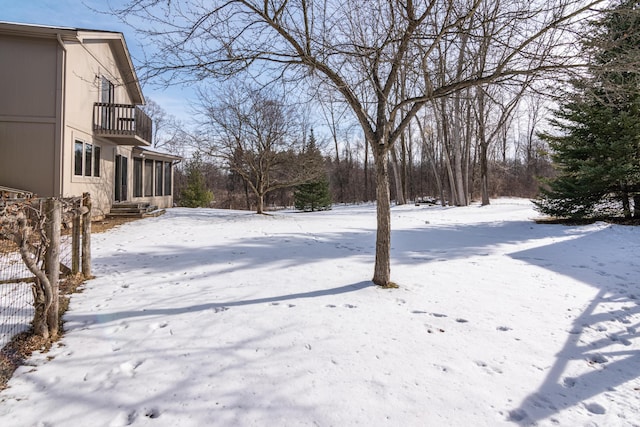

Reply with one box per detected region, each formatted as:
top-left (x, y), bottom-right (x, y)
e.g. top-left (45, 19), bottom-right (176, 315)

top-left (169, 91), bottom-right (554, 211)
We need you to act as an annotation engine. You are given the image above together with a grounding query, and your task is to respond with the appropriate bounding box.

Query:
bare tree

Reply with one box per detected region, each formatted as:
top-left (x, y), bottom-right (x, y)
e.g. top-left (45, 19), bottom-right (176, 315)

top-left (140, 98), bottom-right (189, 156)
top-left (197, 83), bottom-right (322, 213)
top-left (116, 0), bottom-right (603, 287)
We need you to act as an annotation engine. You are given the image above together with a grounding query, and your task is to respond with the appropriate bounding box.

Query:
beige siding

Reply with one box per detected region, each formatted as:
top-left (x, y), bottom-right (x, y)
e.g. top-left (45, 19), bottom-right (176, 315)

top-left (61, 41), bottom-right (138, 216)
top-left (0, 122), bottom-right (56, 196)
top-left (0, 35), bottom-right (59, 197)
top-left (63, 41), bottom-right (136, 136)
top-left (0, 35), bottom-right (58, 118)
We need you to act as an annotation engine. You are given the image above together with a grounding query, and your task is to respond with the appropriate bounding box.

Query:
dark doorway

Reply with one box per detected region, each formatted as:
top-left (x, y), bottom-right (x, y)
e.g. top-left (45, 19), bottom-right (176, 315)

top-left (114, 154), bottom-right (128, 202)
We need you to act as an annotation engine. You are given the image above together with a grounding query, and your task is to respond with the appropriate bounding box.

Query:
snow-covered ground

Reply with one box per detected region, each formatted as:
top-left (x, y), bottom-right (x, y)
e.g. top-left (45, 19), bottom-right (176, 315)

top-left (1, 199), bottom-right (639, 427)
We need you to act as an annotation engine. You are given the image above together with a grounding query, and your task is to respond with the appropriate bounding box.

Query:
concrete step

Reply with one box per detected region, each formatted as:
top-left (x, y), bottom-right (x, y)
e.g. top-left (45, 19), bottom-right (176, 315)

top-left (107, 202), bottom-right (163, 218)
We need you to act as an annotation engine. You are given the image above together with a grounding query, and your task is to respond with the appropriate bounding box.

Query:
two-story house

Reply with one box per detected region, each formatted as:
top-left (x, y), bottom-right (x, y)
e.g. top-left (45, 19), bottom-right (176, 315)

top-left (0, 21), bottom-right (181, 217)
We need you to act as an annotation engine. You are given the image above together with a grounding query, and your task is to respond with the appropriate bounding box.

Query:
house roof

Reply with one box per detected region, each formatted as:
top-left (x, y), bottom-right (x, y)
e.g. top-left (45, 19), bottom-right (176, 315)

top-left (0, 21), bottom-right (145, 105)
top-left (132, 147), bottom-right (183, 161)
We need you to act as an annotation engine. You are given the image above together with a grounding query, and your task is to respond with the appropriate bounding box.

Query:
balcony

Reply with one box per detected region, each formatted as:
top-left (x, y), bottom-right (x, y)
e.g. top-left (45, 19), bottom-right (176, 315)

top-left (93, 103), bottom-right (152, 146)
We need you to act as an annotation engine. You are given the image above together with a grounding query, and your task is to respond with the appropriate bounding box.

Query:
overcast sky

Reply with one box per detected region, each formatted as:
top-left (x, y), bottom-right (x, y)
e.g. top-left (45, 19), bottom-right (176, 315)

top-left (0, 0), bottom-right (193, 122)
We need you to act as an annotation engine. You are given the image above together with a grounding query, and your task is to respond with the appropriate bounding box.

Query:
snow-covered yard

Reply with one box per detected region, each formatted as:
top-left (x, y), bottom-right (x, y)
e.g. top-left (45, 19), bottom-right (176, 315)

top-left (0, 199), bottom-right (639, 426)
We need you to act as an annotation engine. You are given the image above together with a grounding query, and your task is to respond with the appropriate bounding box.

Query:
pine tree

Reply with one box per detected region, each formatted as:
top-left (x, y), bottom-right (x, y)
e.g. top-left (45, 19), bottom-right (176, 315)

top-left (295, 179), bottom-right (332, 211)
top-left (180, 154), bottom-right (214, 208)
top-left (535, 0), bottom-right (640, 219)
top-left (294, 129), bottom-right (332, 212)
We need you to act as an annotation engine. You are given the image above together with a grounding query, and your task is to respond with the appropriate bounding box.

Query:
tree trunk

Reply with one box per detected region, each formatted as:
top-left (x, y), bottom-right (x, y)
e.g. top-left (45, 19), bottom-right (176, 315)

top-left (480, 141), bottom-right (490, 206)
top-left (17, 232), bottom-right (52, 339)
top-left (390, 146), bottom-right (406, 205)
top-left (452, 94), bottom-right (468, 206)
top-left (477, 89), bottom-right (491, 206)
top-left (634, 195), bottom-right (640, 218)
top-left (244, 181), bottom-right (251, 211)
top-left (256, 193), bottom-right (265, 214)
top-left (372, 146), bottom-right (395, 288)
top-left (364, 139), bottom-right (370, 202)
top-left (442, 143), bottom-right (457, 206)
top-left (621, 187), bottom-right (631, 219)
top-left (32, 278), bottom-right (48, 338)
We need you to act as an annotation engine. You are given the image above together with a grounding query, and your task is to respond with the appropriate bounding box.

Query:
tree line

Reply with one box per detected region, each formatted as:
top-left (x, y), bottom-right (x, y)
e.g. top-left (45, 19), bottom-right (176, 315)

top-left (166, 92), bottom-right (555, 212)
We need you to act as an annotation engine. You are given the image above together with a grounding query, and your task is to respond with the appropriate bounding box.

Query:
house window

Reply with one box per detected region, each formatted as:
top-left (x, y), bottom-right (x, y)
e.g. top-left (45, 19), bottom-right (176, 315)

top-left (133, 158), bottom-right (143, 197)
top-left (74, 141), bottom-right (83, 176)
top-left (101, 76), bottom-right (114, 103)
top-left (144, 159), bottom-right (153, 196)
top-left (164, 162), bottom-right (172, 196)
top-left (74, 139), bottom-right (100, 177)
top-left (94, 146), bottom-right (101, 177)
top-left (101, 77), bottom-right (115, 129)
top-left (155, 161), bottom-right (163, 196)
top-left (84, 144), bottom-right (92, 176)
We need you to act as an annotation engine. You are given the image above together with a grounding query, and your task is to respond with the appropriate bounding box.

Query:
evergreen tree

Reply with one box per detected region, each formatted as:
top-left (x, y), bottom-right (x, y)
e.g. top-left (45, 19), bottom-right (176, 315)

top-left (295, 178), bottom-right (332, 211)
top-left (180, 153), bottom-right (214, 208)
top-left (294, 129), bottom-right (332, 212)
top-left (535, 0), bottom-right (640, 219)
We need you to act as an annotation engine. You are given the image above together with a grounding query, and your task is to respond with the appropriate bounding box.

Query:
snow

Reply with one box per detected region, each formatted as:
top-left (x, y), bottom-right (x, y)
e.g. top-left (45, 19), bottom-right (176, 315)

top-left (1, 198), bottom-right (639, 427)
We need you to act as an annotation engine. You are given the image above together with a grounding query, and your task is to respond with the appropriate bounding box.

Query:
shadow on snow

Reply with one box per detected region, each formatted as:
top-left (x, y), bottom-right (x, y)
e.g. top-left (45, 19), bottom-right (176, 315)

top-left (66, 281), bottom-right (373, 325)
top-left (507, 225), bottom-right (640, 425)
top-left (91, 207), bottom-right (640, 423)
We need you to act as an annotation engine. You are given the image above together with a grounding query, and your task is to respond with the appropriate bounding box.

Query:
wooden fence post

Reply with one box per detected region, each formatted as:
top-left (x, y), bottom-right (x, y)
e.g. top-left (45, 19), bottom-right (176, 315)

top-left (72, 197), bottom-right (81, 274)
top-left (45, 198), bottom-right (61, 337)
top-left (81, 193), bottom-right (92, 278)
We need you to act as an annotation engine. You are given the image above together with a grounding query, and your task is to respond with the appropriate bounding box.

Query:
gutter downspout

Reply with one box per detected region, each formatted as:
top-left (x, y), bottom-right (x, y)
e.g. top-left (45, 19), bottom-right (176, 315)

top-left (56, 34), bottom-right (67, 198)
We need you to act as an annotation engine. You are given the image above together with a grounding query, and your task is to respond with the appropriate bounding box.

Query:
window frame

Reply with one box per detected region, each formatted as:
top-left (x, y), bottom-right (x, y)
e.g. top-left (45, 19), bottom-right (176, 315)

top-left (155, 161), bottom-right (163, 196)
top-left (73, 139), bottom-right (101, 178)
top-left (163, 162), bottom-right (172, 196)
top-left (133, 157), bottom-right (143, 198)
top-left (144, 159), bottom-right (154, 197)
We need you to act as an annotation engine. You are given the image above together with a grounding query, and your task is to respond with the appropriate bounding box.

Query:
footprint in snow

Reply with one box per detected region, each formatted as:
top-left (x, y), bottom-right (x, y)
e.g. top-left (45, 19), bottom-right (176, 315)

top-left (119, 360), bottom-right (143, 377)
top-left (149, 321), bottom-right (168, 331)
top-left (268, 302), bottom-right (295, 308)
top-left (587, 353), bottom-right (608, 365)
top-left (455, 318), bottom-right (469, 323)
top-left (475, 360), bottom-right (503, 374)
top-left (106, 322), bottom-right (129, 335)
top-left (144, 407), bottom-right (161, 419)
top-left (607, 333), bottom-right (632, 346)
top-left (496, 326), bottom-right (512, 332)
top-left (109, 409), bottom-right (137, 427)
top-left (507, 409), bottom-right (528, 422)
top-left (584, 402), bottom-right (606, 415)
top-left (343, 304), bottom-right (357, 309)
